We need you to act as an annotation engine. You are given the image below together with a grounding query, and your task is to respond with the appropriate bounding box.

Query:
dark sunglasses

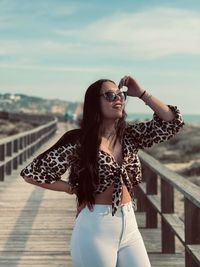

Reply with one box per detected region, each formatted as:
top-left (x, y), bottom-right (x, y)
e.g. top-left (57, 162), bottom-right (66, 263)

top-left (100, 91), bottom-right (127, 102)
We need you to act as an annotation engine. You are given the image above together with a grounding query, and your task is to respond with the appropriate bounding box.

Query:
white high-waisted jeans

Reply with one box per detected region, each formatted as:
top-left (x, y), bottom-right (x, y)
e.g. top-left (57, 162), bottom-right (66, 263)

top-left (70, 201), bottom-right (151, 267)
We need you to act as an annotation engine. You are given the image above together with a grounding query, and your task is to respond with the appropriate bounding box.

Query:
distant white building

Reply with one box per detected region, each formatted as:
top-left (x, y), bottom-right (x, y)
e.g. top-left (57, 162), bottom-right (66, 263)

top-left (9, 94), bottom-right (21, 101)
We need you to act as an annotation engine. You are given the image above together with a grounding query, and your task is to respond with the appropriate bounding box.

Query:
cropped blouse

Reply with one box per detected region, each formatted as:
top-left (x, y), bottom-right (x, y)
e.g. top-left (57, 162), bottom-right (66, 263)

top-left (20, 105), bottom-right (184, 215)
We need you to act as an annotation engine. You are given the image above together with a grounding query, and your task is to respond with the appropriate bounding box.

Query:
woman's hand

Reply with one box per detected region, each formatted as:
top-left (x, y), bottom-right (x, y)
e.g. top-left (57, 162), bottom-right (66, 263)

top-left (118, 75), bottom-right (144, 97)
top-left (65, 182), bottom-right (77, 195)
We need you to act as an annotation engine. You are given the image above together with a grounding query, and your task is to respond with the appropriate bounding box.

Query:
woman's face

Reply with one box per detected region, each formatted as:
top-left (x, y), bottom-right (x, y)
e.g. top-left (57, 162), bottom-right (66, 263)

top-left (100, 81), bottom-right (125, 121)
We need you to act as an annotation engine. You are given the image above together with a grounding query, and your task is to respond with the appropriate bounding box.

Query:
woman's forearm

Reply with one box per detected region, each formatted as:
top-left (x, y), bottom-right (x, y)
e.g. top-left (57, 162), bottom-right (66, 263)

top-left (141, 92), bottom-right (175, 122)
top-left (118, 76), bottom-right (176, 122)
top-left (24, 177), bottom-right (74, 194)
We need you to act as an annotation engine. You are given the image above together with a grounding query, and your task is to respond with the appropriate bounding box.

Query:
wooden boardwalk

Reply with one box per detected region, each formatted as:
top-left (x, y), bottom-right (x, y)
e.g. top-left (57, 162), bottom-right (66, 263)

top-left (0, 123), bottom-right (185, 267)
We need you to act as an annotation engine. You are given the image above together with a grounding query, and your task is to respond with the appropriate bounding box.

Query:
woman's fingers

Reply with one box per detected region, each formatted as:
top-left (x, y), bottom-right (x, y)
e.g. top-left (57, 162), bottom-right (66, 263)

top-left (118, 75), bottom-right (130, 89)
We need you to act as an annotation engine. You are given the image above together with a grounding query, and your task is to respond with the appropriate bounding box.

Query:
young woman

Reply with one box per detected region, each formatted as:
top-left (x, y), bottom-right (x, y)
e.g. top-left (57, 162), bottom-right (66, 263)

top-left (20, 75), bottom-right (184, 267)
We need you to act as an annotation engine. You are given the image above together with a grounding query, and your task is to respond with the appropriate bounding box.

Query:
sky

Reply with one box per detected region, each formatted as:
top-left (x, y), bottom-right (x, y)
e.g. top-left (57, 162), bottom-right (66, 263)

top-left (0, 0), bottom-right (200, 115)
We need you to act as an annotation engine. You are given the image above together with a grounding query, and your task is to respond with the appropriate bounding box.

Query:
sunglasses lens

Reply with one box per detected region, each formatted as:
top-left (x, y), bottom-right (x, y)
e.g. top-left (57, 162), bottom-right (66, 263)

top-left (105, 92), bottom-right (116, 102)
top-left (119, 92), bottom-right (126, 102)
top-left (102, 91), bottom-right (127, 102)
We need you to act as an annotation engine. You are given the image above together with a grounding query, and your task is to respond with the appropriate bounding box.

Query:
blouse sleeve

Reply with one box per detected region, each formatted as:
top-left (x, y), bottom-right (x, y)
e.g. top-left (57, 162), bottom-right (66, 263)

top-left (126, 105), bottom-right (184, 149)
top-left (20, 142), bottom-right (78, 184)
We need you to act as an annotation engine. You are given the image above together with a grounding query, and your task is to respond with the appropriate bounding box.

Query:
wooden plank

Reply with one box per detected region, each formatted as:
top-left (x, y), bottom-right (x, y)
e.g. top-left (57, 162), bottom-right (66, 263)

top-left (186, 245), bottom-right (200, 266)
top-left (0, 123), bottom-right (75, 267)
top-left (147, 195), bottom-right (161, 213)
top-left (138, 182), bottom-right (146, 194)
top-left (136, 183), bottom-right (147, 212)
top-left (0, 119), bottom-right (57, 145)
top-left (146, 168), bottom-right (158, 228)
top-left (0, 128), bottom-right (56, 168)
top-left (184, 198), bottom-right (200, 244)
top-left (149, 253), bottom-right (184, 267)
top-left (0, 123), bottom-right (186, 267)
top-left (163, 214), bottom-right (185, 244)
top-left (139, 150), bottom-right (200, 208)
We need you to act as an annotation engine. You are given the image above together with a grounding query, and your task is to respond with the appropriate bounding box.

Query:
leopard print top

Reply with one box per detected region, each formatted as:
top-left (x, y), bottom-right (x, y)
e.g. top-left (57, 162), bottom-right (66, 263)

top-left (20, 105), bottom-right (184, 215)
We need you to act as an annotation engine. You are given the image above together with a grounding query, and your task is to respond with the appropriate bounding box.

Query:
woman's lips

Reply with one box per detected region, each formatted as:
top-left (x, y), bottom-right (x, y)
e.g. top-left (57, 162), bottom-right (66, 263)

top-left (112, 102), bottom-right (122, 109)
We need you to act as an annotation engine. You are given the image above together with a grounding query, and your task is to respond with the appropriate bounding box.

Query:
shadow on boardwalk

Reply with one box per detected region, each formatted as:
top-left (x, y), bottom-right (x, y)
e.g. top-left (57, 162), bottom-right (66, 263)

top-left (0, 123), bottom-right (185, 267)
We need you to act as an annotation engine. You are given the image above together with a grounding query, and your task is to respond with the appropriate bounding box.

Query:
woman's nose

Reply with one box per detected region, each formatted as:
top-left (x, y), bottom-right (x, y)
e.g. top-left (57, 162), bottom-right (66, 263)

top-left (114, 94), bottom-right (122, 102)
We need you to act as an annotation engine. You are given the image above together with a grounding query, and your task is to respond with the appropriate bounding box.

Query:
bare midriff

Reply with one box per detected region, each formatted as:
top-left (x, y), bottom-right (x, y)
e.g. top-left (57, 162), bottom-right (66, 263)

top-left (94, 184), bottom-right (132, 205)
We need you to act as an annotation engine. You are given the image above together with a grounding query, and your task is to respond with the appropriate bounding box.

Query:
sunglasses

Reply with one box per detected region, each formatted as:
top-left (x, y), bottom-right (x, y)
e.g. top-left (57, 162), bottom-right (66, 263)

top-left (100, 91), bottom-right (127, 102)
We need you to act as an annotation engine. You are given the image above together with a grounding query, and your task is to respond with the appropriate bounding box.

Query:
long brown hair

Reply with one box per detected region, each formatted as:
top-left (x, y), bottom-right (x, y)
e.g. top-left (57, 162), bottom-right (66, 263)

top-left (76, 79), bottom-right (127, 209)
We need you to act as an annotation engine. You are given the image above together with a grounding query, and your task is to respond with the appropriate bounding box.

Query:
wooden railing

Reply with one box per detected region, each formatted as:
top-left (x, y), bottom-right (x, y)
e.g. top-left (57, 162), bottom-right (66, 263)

top-left (0, 111), bottom-right (55, 125)
top-left (135, 150), bottom-right (200, 267)
top-left (0, 118), bottom-right (57, 181)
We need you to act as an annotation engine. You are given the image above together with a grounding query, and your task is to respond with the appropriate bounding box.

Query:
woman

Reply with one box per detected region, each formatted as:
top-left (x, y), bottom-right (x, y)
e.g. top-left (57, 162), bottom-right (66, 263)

top-left (20, 75), bottom-right (184, 267)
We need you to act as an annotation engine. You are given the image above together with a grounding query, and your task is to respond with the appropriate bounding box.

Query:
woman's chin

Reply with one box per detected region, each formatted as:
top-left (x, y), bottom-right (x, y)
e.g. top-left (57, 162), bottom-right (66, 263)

top-left (113, 112), bottom-right (123, 119)
top-left (103, 110), bottom-right (123, 120)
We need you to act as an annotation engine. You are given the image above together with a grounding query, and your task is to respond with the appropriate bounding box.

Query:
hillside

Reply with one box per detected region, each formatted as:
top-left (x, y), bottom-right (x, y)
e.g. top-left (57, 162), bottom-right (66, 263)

top-left (0, 93), bottom-right (81, 116)
top-left (0, 93), bottom-right (82, 138)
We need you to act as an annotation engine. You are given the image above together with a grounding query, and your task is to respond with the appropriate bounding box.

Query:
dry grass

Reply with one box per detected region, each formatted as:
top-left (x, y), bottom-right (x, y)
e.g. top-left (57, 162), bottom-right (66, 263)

top-left (145, 124), bottom-right (200, 186)
top-left (0, 119), bottom-right (35, 139)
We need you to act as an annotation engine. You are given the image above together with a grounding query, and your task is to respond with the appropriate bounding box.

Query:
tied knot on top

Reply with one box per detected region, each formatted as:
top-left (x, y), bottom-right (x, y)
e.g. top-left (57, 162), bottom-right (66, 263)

top-left (111, 166), bottom-right (130, 215)
top-left (113, 165), bottom-right (127, 179)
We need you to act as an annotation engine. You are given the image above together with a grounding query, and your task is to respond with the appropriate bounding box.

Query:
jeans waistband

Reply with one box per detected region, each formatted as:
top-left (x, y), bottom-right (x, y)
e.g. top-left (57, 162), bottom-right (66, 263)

top-left (86, 201), bottom-right (134, 216)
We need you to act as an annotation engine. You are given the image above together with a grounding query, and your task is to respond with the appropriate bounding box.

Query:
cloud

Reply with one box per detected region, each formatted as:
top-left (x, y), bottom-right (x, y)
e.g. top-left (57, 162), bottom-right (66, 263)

top-left (0, 0), bottom-right (79, 17)
top-left (1, 6), bottom-right (200, 65)
top-left (58, 7), bottom-right (200, 59)
top-left (0, 41), bottom-right (21, 56)
top-left (0, 0), bottom-right (79, 33)
top-left (0, 62), bottom-right (120, 74)
top-left (46, 5), bottom-right (79, 17)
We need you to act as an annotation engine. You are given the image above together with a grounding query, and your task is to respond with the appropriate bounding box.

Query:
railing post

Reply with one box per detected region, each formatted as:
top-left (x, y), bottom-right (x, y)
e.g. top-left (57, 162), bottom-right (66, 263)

top-left (134, 165), bottom-right (147, 212)
top-left (0, 119), bottom-right (57, 182)
top-left (146, 168), bottom-right (158, 228)
top-left (19, 137), bottom-right (23, 165)
top-left (185, 198), bottom-right (200, 267)
top-left (13, 139), bottom-right (18, 169)
top-left (0, 144), bottom-right (5, 181)
top-left (25, 136), bottom-right (28, 160)
top-left (161, 179), bottom-right (175, 253)
top-left (31, 133), bottom-right (34, 154)
top-left (6, 142), bottom-right (12, 175)
top-left (134, 187), bottom-right (146, 212)
top-left (27, 135), bottom-right (31, 157)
